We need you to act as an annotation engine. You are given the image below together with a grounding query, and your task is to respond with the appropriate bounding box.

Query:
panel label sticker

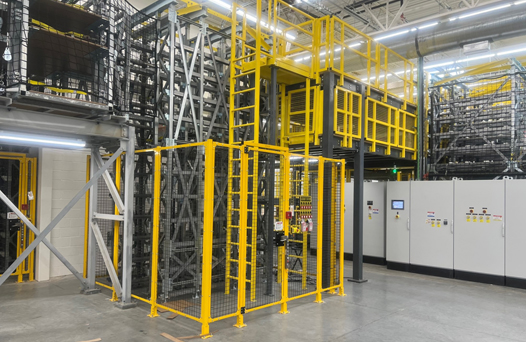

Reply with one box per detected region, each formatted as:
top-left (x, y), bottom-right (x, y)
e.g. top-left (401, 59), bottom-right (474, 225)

top-left (493, 215), bottom-right (503, 222)
top-left (275, 221), bottom-right (283, 231)
top-left (372, 209), bottom-right (379, 214)
top-left (7, 212), bottom-right (18, 220)
top-left (427, 211), bottom-right (435, 218)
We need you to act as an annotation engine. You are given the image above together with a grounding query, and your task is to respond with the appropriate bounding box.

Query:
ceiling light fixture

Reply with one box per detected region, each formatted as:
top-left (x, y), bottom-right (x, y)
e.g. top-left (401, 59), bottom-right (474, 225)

top-left (375, 30), bottom-right (409, 41)
top-left (0, 132), bottom-right (86, 148)
top-left (458, 4), bottom-right (511, 19)
top-left (497, 47), bottom-right (526, 56)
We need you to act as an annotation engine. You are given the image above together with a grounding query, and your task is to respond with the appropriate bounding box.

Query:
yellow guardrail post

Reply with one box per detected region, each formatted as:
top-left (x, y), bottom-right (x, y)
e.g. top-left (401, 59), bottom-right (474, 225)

top-left (148, 147), bottom-right (162, 318)
top-left (279, 151), bottom-right (290, 314)
top-left (111, 154), bottom-right (122, 302)
top-left (235, 146), bottom-right (248, 328)
top-left (84, 155), bottom-right (90, 279)
top-left (200, 140), bottom-right (215, 337)
top-left (338, 160), bottom-right (346, 297)
top-left (315, 156), bottom-right (324, 303)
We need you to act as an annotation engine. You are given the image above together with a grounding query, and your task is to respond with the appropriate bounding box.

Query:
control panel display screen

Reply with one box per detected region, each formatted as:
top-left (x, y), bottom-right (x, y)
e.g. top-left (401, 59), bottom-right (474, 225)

top-left (391, 200), bottom-right (404, 210)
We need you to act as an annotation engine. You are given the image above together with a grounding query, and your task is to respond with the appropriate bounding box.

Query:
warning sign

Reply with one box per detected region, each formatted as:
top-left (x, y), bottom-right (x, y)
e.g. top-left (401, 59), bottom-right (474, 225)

top-left (427, 211), bottom-right (435, 218)
top-left (372, 209), bottom-right (379, 214)
top-left (493, 215), bottom-right (503, 222)
top-left (7, 212), bottom-right (18, 220)
top-left (275, 221), bottom-right (283, 231)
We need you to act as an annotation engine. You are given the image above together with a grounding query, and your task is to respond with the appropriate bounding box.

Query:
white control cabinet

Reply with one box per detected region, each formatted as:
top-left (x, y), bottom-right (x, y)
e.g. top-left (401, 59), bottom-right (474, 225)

top-left (454, 180), bottom-right (505, 276)
top-left (386, 182), bottom-right (410, 264)
top-left (505, 179), bottom-right (526, 280)
top-left (410, 181), bottom-right (454, 270)
top-left (344, 181), bottom-right (386, 260)
top-left (363, 182), bottom-right (386, 258)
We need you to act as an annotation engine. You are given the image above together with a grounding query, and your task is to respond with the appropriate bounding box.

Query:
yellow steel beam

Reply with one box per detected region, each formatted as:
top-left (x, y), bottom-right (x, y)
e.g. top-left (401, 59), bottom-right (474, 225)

top-left (177, 4), bottom-right (201, 15)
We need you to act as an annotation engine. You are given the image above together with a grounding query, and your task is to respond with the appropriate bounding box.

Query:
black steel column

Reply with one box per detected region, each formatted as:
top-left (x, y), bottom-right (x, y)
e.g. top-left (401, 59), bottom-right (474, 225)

top-left (349, 85), bottom-right (367, 283)
top-left (266, 66), bottom-right (277, 295)
top-left (322, 71), bottom-right (335, 288)
top-left (417, 56), bottom-right (425, 180)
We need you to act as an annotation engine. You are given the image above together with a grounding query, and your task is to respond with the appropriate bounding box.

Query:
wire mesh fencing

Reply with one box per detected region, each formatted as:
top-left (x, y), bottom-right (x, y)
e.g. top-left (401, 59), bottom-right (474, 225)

top-left (2, 0), bottom-right (157, 115)
top-left (85, 141), bottom-right (345, 336)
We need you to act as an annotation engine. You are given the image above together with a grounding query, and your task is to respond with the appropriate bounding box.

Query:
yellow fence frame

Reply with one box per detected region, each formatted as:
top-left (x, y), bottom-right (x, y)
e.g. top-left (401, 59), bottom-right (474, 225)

top-left (84, 141), bottom-right (345, 338)
top-left (0, 152), bottom-right (37, 282)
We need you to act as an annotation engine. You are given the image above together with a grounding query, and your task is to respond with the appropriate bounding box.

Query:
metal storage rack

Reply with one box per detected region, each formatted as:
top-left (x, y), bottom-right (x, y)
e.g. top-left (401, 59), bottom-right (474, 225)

top-left (429, 59), bottom-right (526, 179)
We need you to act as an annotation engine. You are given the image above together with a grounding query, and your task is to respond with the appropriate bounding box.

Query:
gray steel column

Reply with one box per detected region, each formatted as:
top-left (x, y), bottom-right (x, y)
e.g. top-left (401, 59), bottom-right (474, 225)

top-left (265, 66), bottom-right (277, 295)
top-left (118, 126), bottom-right (137, 308)
top-left (349, 85), bottom-right (367, 283)
top-left (168, 3), bottom-right (176, 145)
top-left (417, 56), bottom-right (425, 180)
top-left (85, 145), bottom-right (101, 293)
top-left (322, 71), bottom-right (334, 288)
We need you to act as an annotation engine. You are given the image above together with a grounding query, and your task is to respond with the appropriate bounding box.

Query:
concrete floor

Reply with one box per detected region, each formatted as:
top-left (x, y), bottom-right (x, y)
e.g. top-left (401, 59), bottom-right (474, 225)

top-left (2, 262), bottom-right (526, 342)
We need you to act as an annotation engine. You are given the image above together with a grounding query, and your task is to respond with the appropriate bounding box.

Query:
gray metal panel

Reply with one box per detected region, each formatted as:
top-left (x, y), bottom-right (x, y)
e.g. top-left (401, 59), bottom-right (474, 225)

top-left (345, 181), bottom-right (386, 258)
top-left (363, 182), bottom-right (386, 258)
top-left (505, 179), bottom-right (526, 280)
top-left (344, 181), bottom-right (354, 254)
top-left (386, 181), bottom-right (410, 264)
top-left (454, 180), bottom-right (505, 276)
top-left (410, 181), bottom-right (454, 269)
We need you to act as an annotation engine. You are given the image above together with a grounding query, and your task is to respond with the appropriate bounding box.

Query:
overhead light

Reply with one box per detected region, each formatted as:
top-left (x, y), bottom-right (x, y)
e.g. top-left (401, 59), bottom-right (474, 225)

top-left (348, 42), bottom-right (361, 48)
top-left (497, 47), bottom-right (526, 56)
top-left (449, 17), bottom-right (458, 21)
top-left (515, 0), bottom-right (526, 4)
top-left (456, 53), bottom-right (494, 63)
top-left (0, 132), bottom-right (86, 148)
top-left (375, 30), bottom-right (409, 41)
top-left (424, 61), bottom-right (454, 69)
top-left (458, 4), bottom-right (511, 19)
top-left (418, 22), bottom-right (438, 30)
top-left (410, 27), bottom-right (417, 31)
top-left (208, 0), bottom-right (231, 10)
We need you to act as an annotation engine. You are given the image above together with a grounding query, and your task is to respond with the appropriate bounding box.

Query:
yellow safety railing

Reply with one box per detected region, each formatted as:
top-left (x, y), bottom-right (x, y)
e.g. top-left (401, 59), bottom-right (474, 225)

top-left (320, 16), bottom-right (416, 105)
top-left (366, 98), bottom-right (417, 159)
top-left (84, 141), bottom-right (345, 338)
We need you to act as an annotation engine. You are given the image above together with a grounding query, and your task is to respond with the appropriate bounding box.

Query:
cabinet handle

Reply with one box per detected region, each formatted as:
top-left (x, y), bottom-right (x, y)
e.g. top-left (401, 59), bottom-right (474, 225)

top-left (450, 220), bottom-right (454, 234)
top-left (502, 222), bottom-right (505, 237)
top-left (407, 218), bottom-right (410, 230)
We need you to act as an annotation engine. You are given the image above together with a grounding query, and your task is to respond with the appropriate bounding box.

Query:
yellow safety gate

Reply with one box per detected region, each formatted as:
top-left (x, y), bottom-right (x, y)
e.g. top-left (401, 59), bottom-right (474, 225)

top-left (0, 152), bottom-right (37, 282)
top-left (85, 141), bottom-right (345, 337)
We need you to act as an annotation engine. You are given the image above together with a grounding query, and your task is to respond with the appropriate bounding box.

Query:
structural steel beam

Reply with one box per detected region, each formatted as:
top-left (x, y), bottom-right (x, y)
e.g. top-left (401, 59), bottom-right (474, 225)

top-left (0, 108), bottom-right (126, 141)
top-left (350, 85), bottom-right (367, 283)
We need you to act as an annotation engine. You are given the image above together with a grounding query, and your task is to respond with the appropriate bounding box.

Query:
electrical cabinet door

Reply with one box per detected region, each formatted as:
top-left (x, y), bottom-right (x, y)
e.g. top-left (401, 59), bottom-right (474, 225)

top-left (363, 182), bottom-right (386, 258)
top-left (410, 181), bottom-right (454, 270)
top-left (386, 181), bottom-right (410, 264)
top-left (454, 180), bottom-right (505, 276)
top-left (505, 179), bottom-right (526, 280)
top-left (344, 181), bottom-right (354, 254)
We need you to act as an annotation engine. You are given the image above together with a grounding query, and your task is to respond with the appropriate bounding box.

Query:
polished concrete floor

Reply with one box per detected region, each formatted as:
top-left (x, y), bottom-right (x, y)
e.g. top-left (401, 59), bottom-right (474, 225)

top-left (2, 262), bottom-right (526, 342)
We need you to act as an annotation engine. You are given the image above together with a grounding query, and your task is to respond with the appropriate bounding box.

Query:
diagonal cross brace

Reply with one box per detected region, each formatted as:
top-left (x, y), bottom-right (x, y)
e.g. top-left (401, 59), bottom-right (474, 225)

top-left (92, 152), bottom-right (125, 213)
top-left (90, 221), bottom-right (122, 298)
top-left (0, 191), bottom-right (87, 288)
top-left (0, 148), bottom-right (124, 287)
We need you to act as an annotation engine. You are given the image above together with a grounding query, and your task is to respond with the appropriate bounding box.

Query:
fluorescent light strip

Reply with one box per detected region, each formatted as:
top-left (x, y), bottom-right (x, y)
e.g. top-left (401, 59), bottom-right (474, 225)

top-left (458, 4), bottom-right (511, 19)
top-left (375, 30), bottom-right (409, 41)
top-left (456, 53), bottom-right (495, 63)
top-left (424, 61), bottom-right (454, 69)
top-left (515, 0), bottom-right (526, 4)
top-left (0, 134), bottom-right (86, 148)
top-left (497, 47), bottom-right (526, 56)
